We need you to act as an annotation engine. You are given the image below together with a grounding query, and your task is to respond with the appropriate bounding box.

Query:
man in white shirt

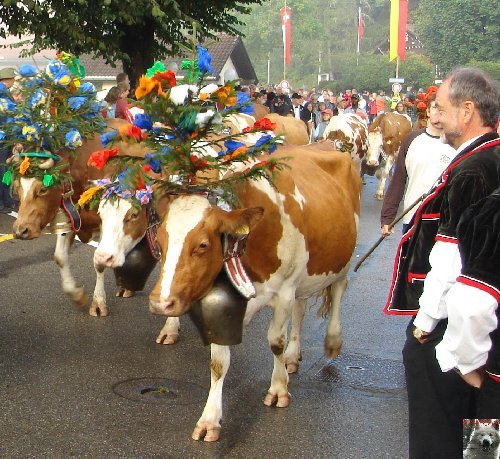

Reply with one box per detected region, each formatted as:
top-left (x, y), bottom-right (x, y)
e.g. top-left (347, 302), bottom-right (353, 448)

top-left (384, 67), bottom-right (500, 459)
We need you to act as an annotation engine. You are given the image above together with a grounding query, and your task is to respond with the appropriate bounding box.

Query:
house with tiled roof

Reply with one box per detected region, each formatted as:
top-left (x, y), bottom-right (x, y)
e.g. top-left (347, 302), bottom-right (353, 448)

top-left (0, 34), bottom-right (258, 93)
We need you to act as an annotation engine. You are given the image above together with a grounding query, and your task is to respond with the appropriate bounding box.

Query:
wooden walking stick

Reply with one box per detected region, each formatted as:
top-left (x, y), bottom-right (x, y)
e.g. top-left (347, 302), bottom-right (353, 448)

top-left (353, 193), bottom-right (428, 272)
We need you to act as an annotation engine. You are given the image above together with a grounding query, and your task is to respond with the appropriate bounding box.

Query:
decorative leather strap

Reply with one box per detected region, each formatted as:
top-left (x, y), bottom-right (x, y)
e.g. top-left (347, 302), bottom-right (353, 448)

top-left (60, 179), bottom-right (81, 232)
top-left (145, 206), bottom-right (161, 261)
top-left (223, 234), bottom-right (256, 299)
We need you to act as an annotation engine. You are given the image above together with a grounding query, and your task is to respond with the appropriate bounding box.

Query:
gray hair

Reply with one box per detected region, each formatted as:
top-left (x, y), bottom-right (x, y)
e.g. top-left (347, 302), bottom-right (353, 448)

top-left (445, 67), bottom-right (499, 128)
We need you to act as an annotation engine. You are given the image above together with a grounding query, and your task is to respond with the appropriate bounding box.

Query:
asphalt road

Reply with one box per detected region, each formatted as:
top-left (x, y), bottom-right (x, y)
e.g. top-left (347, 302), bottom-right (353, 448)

top-left (0, 175), bottom-right (410, 459)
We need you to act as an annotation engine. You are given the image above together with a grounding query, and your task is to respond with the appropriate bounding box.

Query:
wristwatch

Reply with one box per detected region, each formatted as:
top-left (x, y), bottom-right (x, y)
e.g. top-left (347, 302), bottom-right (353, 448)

top-left (413, 327), bottom-right (430, 341)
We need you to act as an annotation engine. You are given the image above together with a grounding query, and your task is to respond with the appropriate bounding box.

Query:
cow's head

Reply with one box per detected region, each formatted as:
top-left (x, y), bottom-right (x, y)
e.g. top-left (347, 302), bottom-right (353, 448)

top-left (94, 198), bottom-right (148, 268)
top-left (12, 176), bottom-right (63, 239)
top-left (366, 129), bottom-right (384, 167)
top-left (149, 194), bottom-right (263, 317)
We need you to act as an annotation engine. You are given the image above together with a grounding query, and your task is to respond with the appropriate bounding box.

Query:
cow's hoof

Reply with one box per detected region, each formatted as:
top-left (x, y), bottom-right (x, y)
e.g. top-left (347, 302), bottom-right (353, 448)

top-left (286, 362), bottom-right (299, 374)
top-left (324, 335), bottom-right (342, 359)
top-left (122, 289), bottom-right (135, 298)
top-left (264, 391), bottom-right (290, 408)
top-left (70, 287), bottom-right (88, 308)
top-left (156, 332), bottom-right (179, 345)
top-left (89, 302), bottom-right (109, 317)
top-left (192, 424), bottom-right (221, 442)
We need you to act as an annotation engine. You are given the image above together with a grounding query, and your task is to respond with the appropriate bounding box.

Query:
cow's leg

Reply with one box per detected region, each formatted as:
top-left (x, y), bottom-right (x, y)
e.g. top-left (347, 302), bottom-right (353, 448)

top-left (155, 317), bottom-right (181, 344)
top-left (54, 232), bottom-right (87, 307)
top-left (324, 276), bottom-right (348, 358)
top-left (90, 263), bottom-right (108, 317)
top-left (374, 157), bottom-right (394, 200)
top-left (192, 344), bottom-right (230, 442)
top-left (264, 295), bottom-right (292, 408)
top-left (283, 298), bottom-right (306, 374)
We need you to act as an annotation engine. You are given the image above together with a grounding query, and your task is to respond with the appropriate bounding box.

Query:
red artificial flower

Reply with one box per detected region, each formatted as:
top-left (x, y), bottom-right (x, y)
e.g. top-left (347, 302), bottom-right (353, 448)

top-left (142, 164), bottom-right (152, 173)
top-left (152, 70), bottom-right (177, 89)
top-left (254, 117), bottom-right (277, 131)
top-left (87, 148), bottom-right (119, 170)
top-left (190, 155), bottom-right (209, 168)
top-left (119, 124), bottom-right (147, 142)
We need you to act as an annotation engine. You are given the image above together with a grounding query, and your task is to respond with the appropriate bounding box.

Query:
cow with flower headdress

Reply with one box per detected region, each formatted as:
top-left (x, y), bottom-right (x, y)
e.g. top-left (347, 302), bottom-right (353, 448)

top-left (86, 43), bottom-right (361, 442)
top-left (0, 53), bottom-right (151, 316)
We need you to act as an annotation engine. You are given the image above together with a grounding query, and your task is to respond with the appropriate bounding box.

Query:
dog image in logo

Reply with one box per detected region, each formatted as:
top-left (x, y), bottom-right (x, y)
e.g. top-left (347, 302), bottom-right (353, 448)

top-left (464, 420), bottom-right (500, 459)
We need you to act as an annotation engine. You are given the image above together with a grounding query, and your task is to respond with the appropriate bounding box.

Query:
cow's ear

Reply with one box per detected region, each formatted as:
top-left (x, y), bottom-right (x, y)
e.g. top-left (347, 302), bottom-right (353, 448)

top-left (218, 207), bottom-right (264, 236)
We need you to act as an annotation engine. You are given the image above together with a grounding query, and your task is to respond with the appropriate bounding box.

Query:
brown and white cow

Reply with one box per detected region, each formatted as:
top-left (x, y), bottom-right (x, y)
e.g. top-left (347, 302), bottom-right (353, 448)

top-left (366, 112), bottom-right (412, 200)
top-left (12, 118), bottom-right (148, 316)
top-left (148, 144), bottom-right (361, 441)
top-left (264, 113), bottom-right (309, 145)
top-left (322, 114), bottom-right (369, 168)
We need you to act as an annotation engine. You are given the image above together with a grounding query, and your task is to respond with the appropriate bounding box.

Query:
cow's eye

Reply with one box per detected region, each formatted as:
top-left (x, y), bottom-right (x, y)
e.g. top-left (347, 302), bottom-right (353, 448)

top-left (38, 187), bottom-right (48, 196)
top-left (193, 240), bottom-right (210, 254)
top-left (127, 210), bottom-right (140, 221)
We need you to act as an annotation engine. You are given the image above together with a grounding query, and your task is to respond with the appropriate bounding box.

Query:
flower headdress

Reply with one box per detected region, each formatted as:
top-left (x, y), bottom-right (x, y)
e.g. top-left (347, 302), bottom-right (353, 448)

top-left (81, 35), bottom-right (285, 210)
top-left (1, 52), bottom-right (105, 189)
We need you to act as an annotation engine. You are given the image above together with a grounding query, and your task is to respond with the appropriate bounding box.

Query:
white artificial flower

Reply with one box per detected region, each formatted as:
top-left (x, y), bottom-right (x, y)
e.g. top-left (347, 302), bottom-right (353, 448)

top-left (199, 83), bottom-right (219, 97)
top-left (169, 84), bottom-right (198, 105)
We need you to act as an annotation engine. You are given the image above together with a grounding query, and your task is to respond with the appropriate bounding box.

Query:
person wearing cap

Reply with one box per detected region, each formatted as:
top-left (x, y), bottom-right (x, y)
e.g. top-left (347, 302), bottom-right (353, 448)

top-left (312, 108), bottom-right (334, 141)
top-left (0, 67), bottom-right (19, 213)
top-left (344, 93), bottom-right (368, 120)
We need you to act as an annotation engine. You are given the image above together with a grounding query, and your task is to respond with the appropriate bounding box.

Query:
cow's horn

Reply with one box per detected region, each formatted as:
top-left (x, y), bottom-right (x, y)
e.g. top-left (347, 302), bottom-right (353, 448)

top-left (39, 158), bottom-right (55, 169)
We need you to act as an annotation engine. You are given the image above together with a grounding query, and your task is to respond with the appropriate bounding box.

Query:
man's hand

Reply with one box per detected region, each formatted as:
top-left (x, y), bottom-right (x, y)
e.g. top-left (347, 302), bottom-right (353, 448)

top-left (381, 224), bottom-right (394, 237)
top-left (456, 368), bottom-right (484, 388)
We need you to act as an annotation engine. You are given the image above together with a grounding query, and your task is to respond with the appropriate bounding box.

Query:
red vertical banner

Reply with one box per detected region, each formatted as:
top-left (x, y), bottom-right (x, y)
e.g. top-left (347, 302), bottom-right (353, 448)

top-left (280, 6), bottom-right (292, 65)
top-left (398, 0), bottom-right (408, 60)
top-left (358, 7), bottom-right (364, 42)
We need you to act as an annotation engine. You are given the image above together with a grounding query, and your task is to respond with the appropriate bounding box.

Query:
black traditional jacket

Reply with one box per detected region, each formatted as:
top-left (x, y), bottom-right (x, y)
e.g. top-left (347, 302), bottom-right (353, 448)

top-left (385, 132), bottom-right (500, 315)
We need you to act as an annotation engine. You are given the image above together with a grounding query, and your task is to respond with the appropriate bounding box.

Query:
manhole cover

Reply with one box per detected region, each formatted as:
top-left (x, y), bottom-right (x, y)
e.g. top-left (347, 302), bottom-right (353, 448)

top-left (311, 353), bottom-right (406, 393)
top-left (112, 377), bottom-right (207, 405)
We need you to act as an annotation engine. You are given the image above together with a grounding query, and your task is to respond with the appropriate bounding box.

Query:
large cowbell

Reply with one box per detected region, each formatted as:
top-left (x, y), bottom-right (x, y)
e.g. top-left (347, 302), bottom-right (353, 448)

top-left (188, 271), bottom-right (247, 346)
top-left (113, 236), bottom-right (158, 292)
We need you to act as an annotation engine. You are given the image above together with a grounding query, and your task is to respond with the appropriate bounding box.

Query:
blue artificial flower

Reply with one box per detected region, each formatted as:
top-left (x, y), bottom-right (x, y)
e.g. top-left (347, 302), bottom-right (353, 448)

top-left (46, 59), bottom-right (72, 86)
top-left (249, 134), bottom-right (276, 154)
top-left (67, 96), bottom-right (87, 110)
top-left (78, 82), bottom-right (97, 94)
top-left (18, 64), bottom-right (38, 77)
top-left (0, 97), bottom-right (16, 112)
top-left (65, 129), bottom-right (83, 149)
top-left (236, 92), bottom-right (254, 116)
top-left (0, 131), bottom-right (5, 140)
top-left (25, 77), bottom-right (44, 89)
top-left (224, 139), bottom-right (246, 154)
top-left (133, 113), bottom-right (153, 130)
top-left (145, 153), bottom-right (162, 173)
top-left (28, 89), bottom-right (47, 108)
top-left (0, 82), bottom-right (8, 94)
top-left (100, 130), bottom-right (118, 146)
top-left (196, 45), bottom-right (215, 75)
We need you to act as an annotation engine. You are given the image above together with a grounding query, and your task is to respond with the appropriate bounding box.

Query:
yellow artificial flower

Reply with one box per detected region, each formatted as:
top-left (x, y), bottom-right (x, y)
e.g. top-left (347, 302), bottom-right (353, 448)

top-left (78, 186), bottom-right (101, 207)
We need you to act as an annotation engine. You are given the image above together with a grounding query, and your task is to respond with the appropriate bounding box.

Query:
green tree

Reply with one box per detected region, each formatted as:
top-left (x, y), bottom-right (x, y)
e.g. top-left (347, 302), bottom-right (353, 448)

top-left (414, 0), bottom-right (500, 74)
top-left (0, 0), bottom-right (264, 86)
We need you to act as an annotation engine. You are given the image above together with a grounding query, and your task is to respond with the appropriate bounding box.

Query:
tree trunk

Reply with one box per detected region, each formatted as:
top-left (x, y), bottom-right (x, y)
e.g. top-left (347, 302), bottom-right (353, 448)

top-left (119, 18), bottom-right (156, 93)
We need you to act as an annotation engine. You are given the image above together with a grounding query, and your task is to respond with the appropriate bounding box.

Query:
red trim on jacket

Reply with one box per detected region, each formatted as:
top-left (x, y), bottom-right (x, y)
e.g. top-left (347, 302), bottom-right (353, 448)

top-left (486, 371), bottom-right (500, 383)
top-left (408, 272), bottom-right (427, 283)
top-left (457, 275), bottom-right (500, 302)
top-left (422, 213), bottom-right (440, 220)
top-left (384, 136), bottom-right (500, 316)
top-left (435, 234), bottom-right (458, 244)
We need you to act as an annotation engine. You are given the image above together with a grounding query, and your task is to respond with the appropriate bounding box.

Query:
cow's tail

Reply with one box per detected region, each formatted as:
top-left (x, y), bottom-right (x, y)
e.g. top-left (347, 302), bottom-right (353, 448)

top-left (316, 287), bottom-right (333, 319)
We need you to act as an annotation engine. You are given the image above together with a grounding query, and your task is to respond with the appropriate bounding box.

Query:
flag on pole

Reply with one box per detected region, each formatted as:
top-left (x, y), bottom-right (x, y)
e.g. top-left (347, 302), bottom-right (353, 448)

top-left (357, 6), bottom-right (364, 54)
top-left (280, 6), bottom-right (292, 65)
top-left (389, 0), bottom-right (408, 61)
top-left (358, 7), bottom-right (364, 42)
